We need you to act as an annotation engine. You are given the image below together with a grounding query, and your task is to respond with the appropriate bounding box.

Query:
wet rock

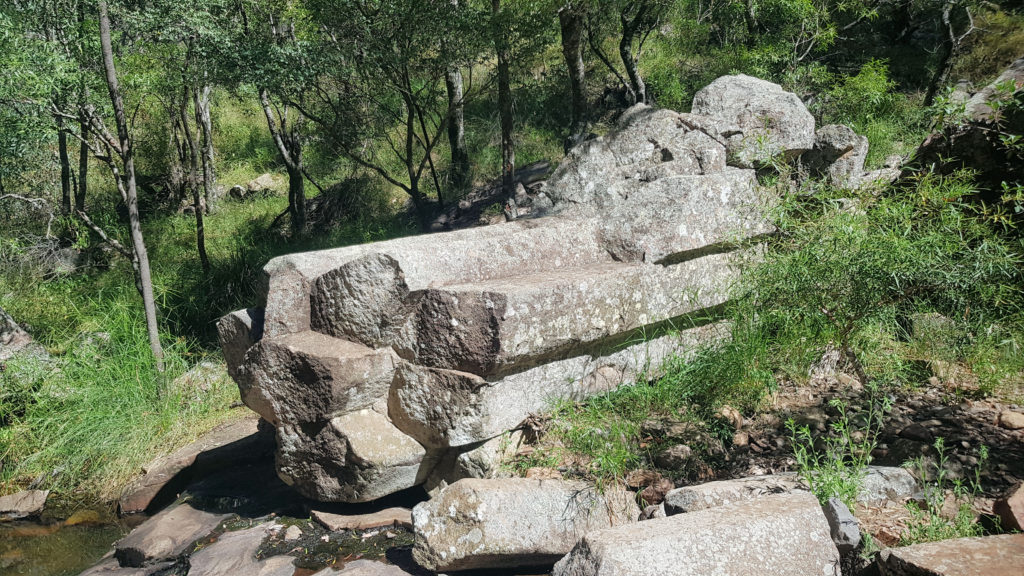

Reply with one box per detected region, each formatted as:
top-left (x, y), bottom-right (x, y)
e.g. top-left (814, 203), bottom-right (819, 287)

top-left (993, 482), bottom-right (1024, 532)
top-left (187, 523), bottom-right (295, 576)
top-left (311, 507), bottom-right (413, 532)
top-left (553, 492), bottom-right (839, 576)
top-left (878, 533), bottom-right (1024, 576)
top-left (0, 489), bottom-right (48, 519)
top-left (691, 75), bottom-right (815, 168)
top-left (823, 497), bottom-right (860, 554)
top-left (114, 502), bottom-right (230, 567)
top-left (412, 478), bottom-right (639, 571)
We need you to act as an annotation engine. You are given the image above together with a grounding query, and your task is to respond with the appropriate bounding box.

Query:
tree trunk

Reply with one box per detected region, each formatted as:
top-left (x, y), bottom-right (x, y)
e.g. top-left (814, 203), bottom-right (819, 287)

top-left (76, 106), bottom-right (89, 210)
top-left (924, 2), bottom-right (962, 107)
top-left (445, 68), bottom-right (470, 189)
top-left (182, 86), bottom-right (211, 272)
top-left (559, 4), bottom-right (587, 150)
top-left (57, 116), bottom-right (72, 214)
top-left (619, 7), bottom-right (647, 105)
top-left (98, 0), bottom-right (164, 370)
top-left (194, 84), bottom-right (216, 211)
top-left (259, 88), bottom-right (305, 236)
top-left (492, 0), bottom-right (515, 201)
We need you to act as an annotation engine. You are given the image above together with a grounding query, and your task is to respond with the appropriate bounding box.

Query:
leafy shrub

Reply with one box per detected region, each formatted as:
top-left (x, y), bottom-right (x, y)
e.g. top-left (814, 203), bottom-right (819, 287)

top-left (901, 439), bottom-right (990, 545)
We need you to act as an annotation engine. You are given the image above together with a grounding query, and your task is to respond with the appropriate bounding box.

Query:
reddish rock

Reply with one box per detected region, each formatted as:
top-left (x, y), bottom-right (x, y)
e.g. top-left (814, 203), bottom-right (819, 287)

top-left (993, 482), bottom-right (1024, 532)
top-left (878, 533), bottom-right (1024, 576)
top-left (310, 507), bottom-right (413, 532)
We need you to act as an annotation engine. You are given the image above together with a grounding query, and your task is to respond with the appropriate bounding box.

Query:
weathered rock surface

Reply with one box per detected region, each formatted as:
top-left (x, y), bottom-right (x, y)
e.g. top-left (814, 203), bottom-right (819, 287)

top-left (312, 560), bottom-right (415, 575)
top-left (217, 73), bottom-right (832, 503)
top-left (878, 533), bottom-right (1024, 576)
top-left (691, 74), bottom-right (816, 167)
top-left (664, 474), bottom-right (804, 514)
top-left (824, 497), bottom-right (861, 554)
top-left (0, 489), bottom-right (48, 519)
top-left (275, 409), bottom-right (428, 502)
top-left (993, 482), bottom-right (1024, 532)
top-left (114, 502), bottom-right (230, 567)
top-left (412, 478), bottom-right (639, 571)
top-left (805, 124), bottom-right (869, 187)
top-left (0, 306), bottom-right (35, 361)
top-left (552, 491), bottom-right (839, 576)
top-left (858, 466), bottom-right (919, 505)
top-left (119, 416), bottom-right (268, 514)
top-left (391, 322), bottom-right (730, 448)
top-left (311, 507), bottom-right (413, 532)
top-left (187, 524), bottom-right (295, 576)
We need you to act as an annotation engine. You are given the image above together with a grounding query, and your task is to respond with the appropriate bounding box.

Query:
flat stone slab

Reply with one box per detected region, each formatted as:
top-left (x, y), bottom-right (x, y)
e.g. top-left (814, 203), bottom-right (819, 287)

top-left (0, 489), bottom-right (48, 519)
top-left (412, 478), bottom-right (639, 572)
top-left (553, 492), bottom-right (839, 576)
top-left (664, 474), bottom-right (805, 515)
top-left (187, 523), bottom-right (295, 576)
top-left (77, 558), bottom-right (174, 575)
top-left (312, 559), bottom-right (417, 575)
top-left (119, 416), bottom-right (263, 514)
top-left (114, 502), bottom-right (231, 567)
top-left (311, 507), bottom-right (413, 531)
top-left (878, 533), bottom-right (1024, 576)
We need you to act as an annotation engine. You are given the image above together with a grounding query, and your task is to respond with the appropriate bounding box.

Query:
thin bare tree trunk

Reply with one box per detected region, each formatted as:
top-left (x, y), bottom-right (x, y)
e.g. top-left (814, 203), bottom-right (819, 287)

top-left (559, 3), bottom-right (587, 149)
top-left (182, 85), bottom-right (211, 272)
top-left (195, 83), bottom-right (216, 211)
top-left (76, 104), bottom-right (89, 210)
top-left (57, 116), bottom-right (72, 214)
top-left (492, 0), bottom-right (515, 205)
top-left (619, 5), bottom-right (648, 105)
top-left (445, 68), bottom-right (470, 189)
top-left (98, 0), bottom-right (164, 371)
top-left (259, 88), bottom-right (306, 236)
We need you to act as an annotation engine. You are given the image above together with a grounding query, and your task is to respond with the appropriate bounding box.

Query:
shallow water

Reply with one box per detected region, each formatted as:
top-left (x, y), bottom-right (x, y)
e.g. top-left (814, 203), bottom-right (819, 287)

top-left (0, 519), bottom-right (127, 576)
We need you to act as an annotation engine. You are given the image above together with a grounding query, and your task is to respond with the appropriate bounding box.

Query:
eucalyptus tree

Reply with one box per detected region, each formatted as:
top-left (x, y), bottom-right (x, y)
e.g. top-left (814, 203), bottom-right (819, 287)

top-left (296, 0), bottom-right (486, 226)
top-left (587, 0), bottom-right (671, 105)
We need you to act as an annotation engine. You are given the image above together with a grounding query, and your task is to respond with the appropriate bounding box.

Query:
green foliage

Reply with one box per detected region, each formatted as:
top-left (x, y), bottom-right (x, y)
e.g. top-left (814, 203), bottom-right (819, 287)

top-left (787, 394), bottom-right (890, 508)
top-left (0, 298), bottom-right (238, 497)
top-left (900, 438), bottom-right (990, 545)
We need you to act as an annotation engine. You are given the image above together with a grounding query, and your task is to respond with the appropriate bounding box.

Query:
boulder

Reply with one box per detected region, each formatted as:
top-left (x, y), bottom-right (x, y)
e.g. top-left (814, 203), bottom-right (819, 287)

top-left (187, 524), bottom-right (295, 576)
top-left (247, 173), bottom-right (275, 193)
top-left (552, 492), bottom-right (839, 576)
top-left (114, 502), bottom-right (230, 567)
top-left (993, 482), bottom-right (1024, 532)
top-left (691, 75), bottom-right (815, 168)
top-left (823, 497), bottom-right (861, 554)
top-left (998, 410), bottom-right (1024, 430)
top-left (858, 466), bottom-right (919, 505)
top-left (238, 331), bottom-right (398, 425)
top-left (391, 322), bottom-right (729, 448)
top-left (412, 478), bottom-right (639, 571)
top-left (804, 124), bottom-right (869, 187)
top-left (663, 474), bottom-right (804, 514)
top-left (275, 409), bottom-right (429, 502)
top-left (311, 507), bottom-right (413, 532)
top-left (878, 533), bottom-right (1024, 576)
top-left (424, 431), bottom-right (524, 492)
top-left (965, 57), bottom-right (1024, 121)
top-left (0, 489), bottom-right (48, 519)
top-left (0, 306), bottom-right (34, 361)
top-left (216, 308), bottom-right (264, 383)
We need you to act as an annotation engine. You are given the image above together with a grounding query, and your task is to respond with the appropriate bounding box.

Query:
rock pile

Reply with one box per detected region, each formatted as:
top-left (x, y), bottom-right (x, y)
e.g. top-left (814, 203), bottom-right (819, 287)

top-left (219, 74), bottom-right (875, 504)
